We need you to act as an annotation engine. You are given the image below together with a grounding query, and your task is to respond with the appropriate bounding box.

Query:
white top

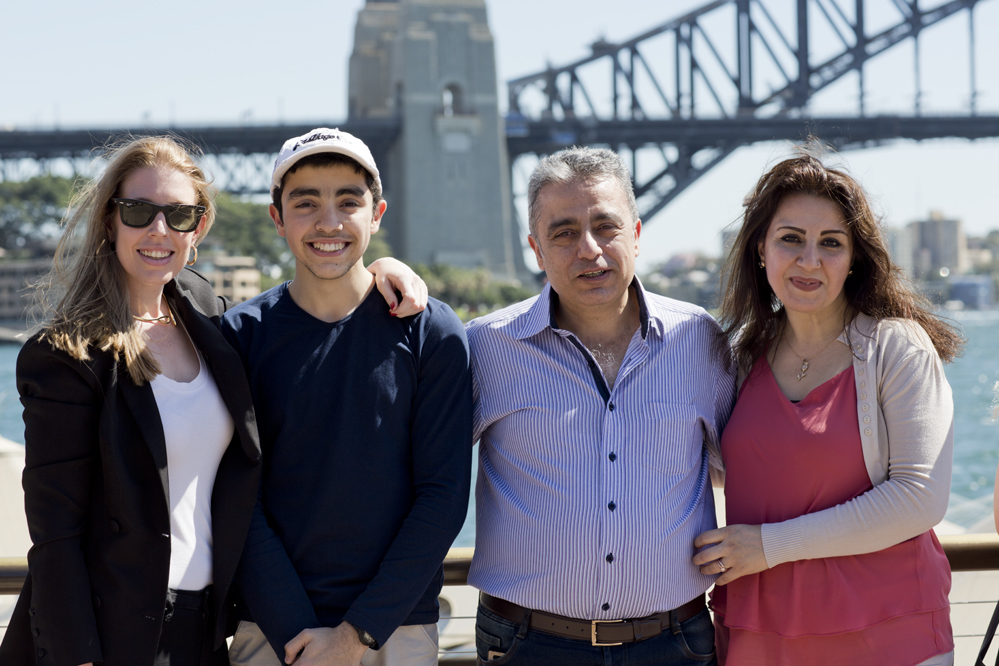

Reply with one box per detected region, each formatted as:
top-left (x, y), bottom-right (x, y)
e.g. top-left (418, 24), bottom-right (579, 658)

top-left (150, 350), bottom-right (234, 590)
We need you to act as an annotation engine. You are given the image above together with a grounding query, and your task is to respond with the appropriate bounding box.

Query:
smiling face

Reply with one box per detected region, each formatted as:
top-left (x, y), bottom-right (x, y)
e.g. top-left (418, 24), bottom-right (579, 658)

top-left (270, 163), bottom-right (386, 285)
top-left (528, 176), bottom-right (641, 315)
top-left (758, 193), bottom-right (853, 319)
top-left (112, 165), bottom-right (204, 308)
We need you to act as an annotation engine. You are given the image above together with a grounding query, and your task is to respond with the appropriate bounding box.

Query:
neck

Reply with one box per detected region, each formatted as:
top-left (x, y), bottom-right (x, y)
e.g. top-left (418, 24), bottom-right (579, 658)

top-left (288, 262), bottom-right (374, 323)
top-left (129, 286), bottom-right (168, 319)
top-left (555, 284), bottom-right (641, 345)
top-left (783, 299), bottom-right (849, 348)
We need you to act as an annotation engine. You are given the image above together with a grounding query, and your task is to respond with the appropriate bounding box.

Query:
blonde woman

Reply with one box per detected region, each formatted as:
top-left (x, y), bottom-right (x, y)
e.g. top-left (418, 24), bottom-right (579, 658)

top-left (0, 136), bottom-right (425, 666)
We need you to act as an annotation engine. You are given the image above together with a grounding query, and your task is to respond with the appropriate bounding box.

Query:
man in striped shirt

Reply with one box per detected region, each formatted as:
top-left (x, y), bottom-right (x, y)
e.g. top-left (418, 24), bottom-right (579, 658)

top-left (466, 147), bottom-right (735, 664)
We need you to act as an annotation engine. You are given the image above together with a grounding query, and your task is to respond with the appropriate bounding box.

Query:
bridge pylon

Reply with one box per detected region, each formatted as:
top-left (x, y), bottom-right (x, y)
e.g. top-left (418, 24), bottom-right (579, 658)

top-left (349, 0), bottom-right (529, 282)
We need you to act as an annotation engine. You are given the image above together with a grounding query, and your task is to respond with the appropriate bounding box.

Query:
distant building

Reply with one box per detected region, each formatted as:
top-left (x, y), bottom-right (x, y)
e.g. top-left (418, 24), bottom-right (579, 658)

top-left (949, 275), bottom-right (994, 310)
top-left (907, 211), bottom-right (968, 280)
top-left (720, 229), bottom-right (739, 260)
top-left (0, 259), bottom-right (49, 323)
top-left (200, 256), bottom-right (261, 304)
top-left (885, 225), bottom-right (915, 277)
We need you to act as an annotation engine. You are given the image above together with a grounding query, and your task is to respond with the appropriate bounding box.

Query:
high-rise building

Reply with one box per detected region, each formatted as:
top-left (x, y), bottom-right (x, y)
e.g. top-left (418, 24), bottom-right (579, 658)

top-left (907, 211), bottom-right (968, 280)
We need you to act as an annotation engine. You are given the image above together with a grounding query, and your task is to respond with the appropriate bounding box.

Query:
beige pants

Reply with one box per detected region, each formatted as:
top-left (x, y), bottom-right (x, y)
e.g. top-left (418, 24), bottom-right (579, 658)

top-left (228, 620), bottom-right (439, 666)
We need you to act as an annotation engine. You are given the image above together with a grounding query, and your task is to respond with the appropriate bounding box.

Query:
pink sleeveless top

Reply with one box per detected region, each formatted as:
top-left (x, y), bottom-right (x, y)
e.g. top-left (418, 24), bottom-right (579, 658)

top-left (711, 357), bottom-right (952, 666)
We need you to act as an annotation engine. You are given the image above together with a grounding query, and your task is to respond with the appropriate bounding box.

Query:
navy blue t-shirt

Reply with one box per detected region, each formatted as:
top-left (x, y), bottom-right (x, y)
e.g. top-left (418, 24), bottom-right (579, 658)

top-left (222, 282), bottom-right (472, 649)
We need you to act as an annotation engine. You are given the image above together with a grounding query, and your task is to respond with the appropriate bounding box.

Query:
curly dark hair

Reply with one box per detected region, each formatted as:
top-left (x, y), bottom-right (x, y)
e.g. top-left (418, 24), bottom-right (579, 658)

top-left (719, 150), bottom-right (963, 373)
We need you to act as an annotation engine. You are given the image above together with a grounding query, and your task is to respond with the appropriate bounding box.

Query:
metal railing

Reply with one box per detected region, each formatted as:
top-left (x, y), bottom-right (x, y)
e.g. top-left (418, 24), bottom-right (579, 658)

top-left (2, 536), bottom-right (998, 664)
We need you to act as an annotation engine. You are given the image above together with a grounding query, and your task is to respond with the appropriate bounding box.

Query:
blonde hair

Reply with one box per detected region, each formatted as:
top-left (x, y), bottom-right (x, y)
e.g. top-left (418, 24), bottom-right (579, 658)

top-left (35, 136), bottom-right (216, 385)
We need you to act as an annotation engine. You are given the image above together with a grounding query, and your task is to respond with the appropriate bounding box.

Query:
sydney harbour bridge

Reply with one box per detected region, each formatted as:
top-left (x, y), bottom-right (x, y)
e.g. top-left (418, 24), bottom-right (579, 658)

top-left (1, 0), bottom-right (997, 281)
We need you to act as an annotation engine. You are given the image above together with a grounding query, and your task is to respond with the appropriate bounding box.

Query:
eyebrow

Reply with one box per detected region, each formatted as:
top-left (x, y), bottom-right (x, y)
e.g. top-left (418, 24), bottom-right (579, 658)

top-left (286, 185), bottom-right (367, 200)
top-left (286, 186), bottom-right (320, 200)
top-left (776, 225), bottom-right (848, 236)
top-left (336, 185), bottom-right (367, 198)
top-left (544, 211), bottom-right (621, 233)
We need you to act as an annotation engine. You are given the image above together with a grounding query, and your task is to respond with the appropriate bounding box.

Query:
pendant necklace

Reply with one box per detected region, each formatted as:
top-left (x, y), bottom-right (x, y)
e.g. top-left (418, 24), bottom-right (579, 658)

top-left (133, 299), bottom-right (177, 326)
top-left (784, 333), bottom-right (840, 381)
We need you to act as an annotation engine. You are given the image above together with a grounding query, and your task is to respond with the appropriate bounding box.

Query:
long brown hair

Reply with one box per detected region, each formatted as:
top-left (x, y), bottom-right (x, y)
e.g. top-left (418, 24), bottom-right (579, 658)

top-left (719, 149), bottom-right (963, 374)
top-left (35, 135), bottom-right (216, 384)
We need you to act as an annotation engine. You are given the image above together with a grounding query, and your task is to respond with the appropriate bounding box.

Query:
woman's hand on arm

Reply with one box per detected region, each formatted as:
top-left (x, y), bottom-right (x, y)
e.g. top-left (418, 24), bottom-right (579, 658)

top-left (367, 257), bottom-right (428, 317)
top-left (693, 524), bottom-right (768, 585)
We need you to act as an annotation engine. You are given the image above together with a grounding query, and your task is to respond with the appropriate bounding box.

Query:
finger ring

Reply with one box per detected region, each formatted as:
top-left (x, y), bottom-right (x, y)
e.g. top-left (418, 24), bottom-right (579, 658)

top-left (717, 560), bottom-right (727, 574)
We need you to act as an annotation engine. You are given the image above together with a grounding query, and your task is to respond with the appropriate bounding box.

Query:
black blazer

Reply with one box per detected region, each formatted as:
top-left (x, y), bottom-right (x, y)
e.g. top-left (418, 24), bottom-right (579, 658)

top-left (0, 269), bottom-right (261, 666)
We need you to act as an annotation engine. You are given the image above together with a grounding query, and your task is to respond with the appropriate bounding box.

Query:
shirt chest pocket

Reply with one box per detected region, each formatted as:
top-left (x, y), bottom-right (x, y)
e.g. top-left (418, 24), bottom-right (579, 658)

top-left (637, 402), bottom-right (700, 476)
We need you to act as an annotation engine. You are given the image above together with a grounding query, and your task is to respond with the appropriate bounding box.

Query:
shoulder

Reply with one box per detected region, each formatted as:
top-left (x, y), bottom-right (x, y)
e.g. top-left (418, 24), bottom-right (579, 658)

top-left (644, 291), bottom-right (724, 337)
top-left (17, 332), bottom-right (106, 396)
top-left (404, 297), bottom-right (469, 356)
top-left (222, 283), bottom-right (288, 331)
top-left (858, 316), bottom-right (938, 363)
top-left (176, 267), bottom-right (223, 314)
top-left (419, 297), bottom-right (466, 334)
top-left (464, 296), bottom-right (539, 346)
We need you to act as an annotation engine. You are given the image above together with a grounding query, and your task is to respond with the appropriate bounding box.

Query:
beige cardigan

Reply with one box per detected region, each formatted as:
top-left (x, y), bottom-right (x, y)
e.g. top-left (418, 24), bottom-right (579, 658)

top-left (737, 313), bottom-right (955, 568)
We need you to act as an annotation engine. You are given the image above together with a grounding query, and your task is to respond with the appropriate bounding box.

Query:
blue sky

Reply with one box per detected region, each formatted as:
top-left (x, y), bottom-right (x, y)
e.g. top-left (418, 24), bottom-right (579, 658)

top-left (2, 0), bottom-right (997, 270)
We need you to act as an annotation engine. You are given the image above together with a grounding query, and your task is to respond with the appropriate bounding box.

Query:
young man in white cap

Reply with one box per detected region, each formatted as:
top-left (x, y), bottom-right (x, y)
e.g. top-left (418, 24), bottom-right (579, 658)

top-left (223, 128), bottom-right (472, 666)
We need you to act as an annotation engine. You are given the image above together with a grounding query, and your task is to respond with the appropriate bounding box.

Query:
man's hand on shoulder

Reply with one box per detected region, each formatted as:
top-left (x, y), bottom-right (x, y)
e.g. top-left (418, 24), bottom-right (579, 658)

top-left (283, 622), bottom-right (368, 666)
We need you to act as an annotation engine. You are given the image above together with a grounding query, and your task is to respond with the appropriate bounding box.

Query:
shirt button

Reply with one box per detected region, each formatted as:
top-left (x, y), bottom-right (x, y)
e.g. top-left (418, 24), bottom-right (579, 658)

top-left (606, 553), bottom-right (614, 563)
top-left (608, 403), bottom-right (615, 412)
top-left (865, 428), bottom-right (873, 436)
top-left (37, 649), bottom-right (46, 658)
top-left (863, 416), bottom-right (871, 424)
top-left (34, 627), bottom-right (40, 637)
top-left (602, 603), bottom-right (611, 611)
top-left (859, 369), bottom-right (865, 377)
top-left (860, 381), bottom-right (866, 388)
top-left (862, 404), bottom-right (870, 411)
top-left (608, 501), bottom-right (617, 512)
top-left (109, 520), bottom-right (120, 533)
top-left (860, 392), bottom-right (867, 400)
top-left (608, 452), bottom-right (617, 462)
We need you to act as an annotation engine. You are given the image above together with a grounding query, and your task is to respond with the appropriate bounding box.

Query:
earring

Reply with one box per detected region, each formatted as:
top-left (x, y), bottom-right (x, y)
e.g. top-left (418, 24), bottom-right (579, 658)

top-left (848, 269), bottom-right (853, 275)
top-left (758, 260), bottom-right (765, 268)
top-left (187, 247), bottom-right (198, 266)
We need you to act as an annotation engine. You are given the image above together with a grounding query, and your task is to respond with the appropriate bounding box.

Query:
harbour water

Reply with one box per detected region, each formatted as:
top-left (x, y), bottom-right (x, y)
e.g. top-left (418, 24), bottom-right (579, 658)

top-left (0, 311), bottom-right (995, 542)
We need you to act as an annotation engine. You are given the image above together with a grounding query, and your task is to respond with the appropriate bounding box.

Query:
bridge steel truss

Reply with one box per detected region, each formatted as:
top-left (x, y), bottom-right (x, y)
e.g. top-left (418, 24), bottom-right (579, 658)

top-left (0, 120), bottom-right (400, 195)
top-left (506, 0), bottom-right (998, 221)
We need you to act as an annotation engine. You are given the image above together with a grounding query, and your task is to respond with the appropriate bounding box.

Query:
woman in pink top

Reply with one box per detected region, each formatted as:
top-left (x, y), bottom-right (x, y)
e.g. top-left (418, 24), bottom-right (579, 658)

top-left (693, 153), bottom-right (963, 665)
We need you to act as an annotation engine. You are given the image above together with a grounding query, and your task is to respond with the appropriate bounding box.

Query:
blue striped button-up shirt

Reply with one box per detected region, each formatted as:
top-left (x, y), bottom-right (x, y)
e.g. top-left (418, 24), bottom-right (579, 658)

top-left (466, 280), bottom-right (736, 620)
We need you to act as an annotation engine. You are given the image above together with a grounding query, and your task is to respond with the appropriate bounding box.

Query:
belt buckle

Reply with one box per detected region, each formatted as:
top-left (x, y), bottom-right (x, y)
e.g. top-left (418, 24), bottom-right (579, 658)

top-left (591, 619), bottom-right (624, 647)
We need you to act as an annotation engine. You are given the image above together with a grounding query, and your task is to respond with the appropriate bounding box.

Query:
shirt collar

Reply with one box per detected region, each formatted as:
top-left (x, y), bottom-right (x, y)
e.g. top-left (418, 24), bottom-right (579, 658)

top-left (515, 277), bottom-right (654, 340)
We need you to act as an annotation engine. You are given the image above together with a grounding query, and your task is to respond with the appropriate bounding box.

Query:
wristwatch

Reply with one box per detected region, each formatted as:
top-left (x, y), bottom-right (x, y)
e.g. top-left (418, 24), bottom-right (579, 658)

top-left (352, 623), bottom-right (379, 650)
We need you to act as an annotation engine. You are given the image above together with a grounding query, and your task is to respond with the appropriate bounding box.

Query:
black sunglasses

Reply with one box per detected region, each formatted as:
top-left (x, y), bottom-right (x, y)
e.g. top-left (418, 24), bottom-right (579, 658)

top-left (112, 198), bottom-right (206, 233)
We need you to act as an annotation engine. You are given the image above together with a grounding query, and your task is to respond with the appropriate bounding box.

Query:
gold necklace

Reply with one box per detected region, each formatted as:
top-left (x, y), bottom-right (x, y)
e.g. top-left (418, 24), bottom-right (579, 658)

top-left (133, 301), bottom-right (176, 326)
top-left (784, 333), bottom-right (840, 381)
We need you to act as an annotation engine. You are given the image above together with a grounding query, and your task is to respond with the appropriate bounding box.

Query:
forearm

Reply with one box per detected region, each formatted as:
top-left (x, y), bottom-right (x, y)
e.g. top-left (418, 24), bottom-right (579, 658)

top-left (343, 480), bottom-right (470, 645)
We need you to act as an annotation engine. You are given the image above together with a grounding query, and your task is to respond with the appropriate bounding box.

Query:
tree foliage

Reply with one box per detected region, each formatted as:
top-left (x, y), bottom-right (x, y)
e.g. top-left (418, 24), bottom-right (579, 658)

top-left (414, 263), bottom-right (536, 321)
top-left (207, 194), bottom-right (290, 280)
top-left (0, 175), bottom-right (77, 255)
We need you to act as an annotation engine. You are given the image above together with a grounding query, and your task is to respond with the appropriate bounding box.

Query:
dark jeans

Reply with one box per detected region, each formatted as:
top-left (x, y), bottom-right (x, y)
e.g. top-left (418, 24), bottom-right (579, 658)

top-left (153, 588), bottom-right (228, 666)
top-left (475, 603), bottom-right (717, 666)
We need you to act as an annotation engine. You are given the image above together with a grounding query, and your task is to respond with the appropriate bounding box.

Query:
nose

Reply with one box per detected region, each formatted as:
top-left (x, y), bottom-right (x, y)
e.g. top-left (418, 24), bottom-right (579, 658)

top-left (315, 208), bottom-right (343, 232)
top-left (798, 241), bottom-right (821, 269)
top-left (146, 212), bottom-right (170, 236)
top-left (576, 228), bottom-right (601, 259)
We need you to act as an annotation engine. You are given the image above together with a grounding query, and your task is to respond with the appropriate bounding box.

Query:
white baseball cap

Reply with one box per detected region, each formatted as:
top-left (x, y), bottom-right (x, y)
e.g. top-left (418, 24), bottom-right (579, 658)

top-left (271, 127), bottom-right (381, 195)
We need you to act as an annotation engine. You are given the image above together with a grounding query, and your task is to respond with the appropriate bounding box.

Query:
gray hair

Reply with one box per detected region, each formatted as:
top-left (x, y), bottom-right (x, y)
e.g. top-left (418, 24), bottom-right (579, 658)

top-left (527, 146), bottom-right (639, 237)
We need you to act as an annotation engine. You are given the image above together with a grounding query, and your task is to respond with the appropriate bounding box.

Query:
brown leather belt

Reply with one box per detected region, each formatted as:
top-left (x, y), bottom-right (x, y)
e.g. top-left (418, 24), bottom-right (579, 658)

top-left (479, 592), bottom-right (705, 647)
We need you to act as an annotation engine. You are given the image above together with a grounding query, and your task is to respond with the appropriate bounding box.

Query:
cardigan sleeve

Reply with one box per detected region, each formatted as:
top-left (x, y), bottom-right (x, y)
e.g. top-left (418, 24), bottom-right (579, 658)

top-left (760, 322), bottom-right (953, 568)
top-left (17, 336), bottom-right (105, 666)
